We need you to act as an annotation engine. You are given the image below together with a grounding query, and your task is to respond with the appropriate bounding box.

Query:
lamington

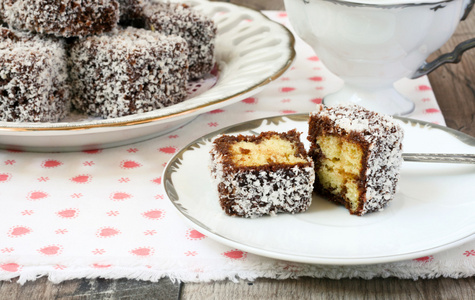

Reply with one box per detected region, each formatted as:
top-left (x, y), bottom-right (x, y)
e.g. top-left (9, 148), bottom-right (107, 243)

top-left (0, 28), bottom-right (70, 122)
top-left (308, 104), bottom-right (404, 216)
top-left (1, 0), bottom-right (120, 38)
top-left (69, 26), bottom-right (189, 118)
top-left (117, 0), bottom-right (217, 79)
top-left (210, 130), bottom-right (315, 218)
top-left (142, 1), bottom-right (217, 79)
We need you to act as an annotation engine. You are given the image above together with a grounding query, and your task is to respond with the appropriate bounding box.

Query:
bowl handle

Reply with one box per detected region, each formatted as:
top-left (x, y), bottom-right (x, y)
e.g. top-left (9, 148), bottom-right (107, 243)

top-left (462, 0), bottom-right (474, 20)
top-left (411, 0), bottom-right (475, 79)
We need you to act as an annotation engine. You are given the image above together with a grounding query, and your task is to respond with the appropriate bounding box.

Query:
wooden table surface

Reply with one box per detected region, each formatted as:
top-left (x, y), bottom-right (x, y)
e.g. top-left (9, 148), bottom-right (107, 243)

top-left (1, 0), bottom-right (474, 299)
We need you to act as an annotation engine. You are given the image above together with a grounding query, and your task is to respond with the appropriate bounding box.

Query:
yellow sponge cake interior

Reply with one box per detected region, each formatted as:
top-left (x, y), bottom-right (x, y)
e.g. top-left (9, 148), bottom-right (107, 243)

top-left (230, 136), bottom-right (309, 167)
top-left (315, 135), bottom-right (364, 213)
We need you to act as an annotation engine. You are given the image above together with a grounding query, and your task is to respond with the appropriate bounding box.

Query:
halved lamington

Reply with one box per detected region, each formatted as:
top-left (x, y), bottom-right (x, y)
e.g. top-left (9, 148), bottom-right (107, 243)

top-left (1, 0), bottom-right (120, 38)
top-left (211, 130), bottom-right (315, 218)
top-left (69, 26), bottom-right (189, 118)
top-left (308, 104), bottom-right (404, 216)
top-left (0, 28), bottom-right (70, 122)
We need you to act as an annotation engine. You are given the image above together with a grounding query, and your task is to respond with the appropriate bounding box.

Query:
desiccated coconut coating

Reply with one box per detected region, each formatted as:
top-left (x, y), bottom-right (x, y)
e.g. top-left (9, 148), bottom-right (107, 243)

top-left (211, 130), bottom-right (315, 218)
top-left (1, 0), bottom-right (120, 38)
top-left (143, 1), bottom-right (217, 79)
top-left (0, 28), bottom-right (70, 122)
top-left (308, 104), bottom-right (404, 216)
top-left (69, 26), bottom-right (189, 119)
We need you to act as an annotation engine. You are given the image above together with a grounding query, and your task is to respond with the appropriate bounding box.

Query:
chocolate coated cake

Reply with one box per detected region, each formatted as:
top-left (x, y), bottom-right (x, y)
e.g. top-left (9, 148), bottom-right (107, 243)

top-left (0, 28), bottom-right (70, 122)
top-left (308, 104), bottom-right (404, 216)
top-left (1, 0), bottom-right (120, 38)
top-left (69, 26), bottom-right (189, 118)
top-left (117, 0), bottom-right (216, 79)
top-left (211, 130), bottom-right (315, 218)
top-left (141, 1), bottom-right (217, 79)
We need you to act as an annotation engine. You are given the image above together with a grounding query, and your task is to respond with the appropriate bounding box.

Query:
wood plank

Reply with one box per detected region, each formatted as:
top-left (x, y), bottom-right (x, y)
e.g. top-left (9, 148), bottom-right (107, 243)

top-left (182, 277), bottom-right (475, 300)
top-left (427, 15), bottom-right (475, 137)
top-left (0, 277), bottom-right (181, 300)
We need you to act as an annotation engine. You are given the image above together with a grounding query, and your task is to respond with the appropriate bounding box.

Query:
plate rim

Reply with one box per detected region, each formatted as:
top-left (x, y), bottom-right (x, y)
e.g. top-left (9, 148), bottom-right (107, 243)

top-left (163, 113), bottom-right (475, 265)
top-left (0, 1), bottom-right (296, 132)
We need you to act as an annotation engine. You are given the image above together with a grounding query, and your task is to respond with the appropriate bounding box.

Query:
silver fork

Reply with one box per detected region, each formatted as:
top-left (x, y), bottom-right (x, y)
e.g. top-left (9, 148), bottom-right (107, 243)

top-left (402, 153), bottom-right (475, 164)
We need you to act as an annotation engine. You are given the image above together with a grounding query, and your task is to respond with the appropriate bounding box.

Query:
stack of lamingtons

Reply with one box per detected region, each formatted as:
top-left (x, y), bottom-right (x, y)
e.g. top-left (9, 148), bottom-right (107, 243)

top-left (0, 0), bottom-right (216, 122)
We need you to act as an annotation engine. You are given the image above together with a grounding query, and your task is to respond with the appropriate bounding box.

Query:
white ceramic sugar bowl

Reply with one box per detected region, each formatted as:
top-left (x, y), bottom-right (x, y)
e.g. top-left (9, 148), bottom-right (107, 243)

top-left (284, 0), bottom-right (475, 115)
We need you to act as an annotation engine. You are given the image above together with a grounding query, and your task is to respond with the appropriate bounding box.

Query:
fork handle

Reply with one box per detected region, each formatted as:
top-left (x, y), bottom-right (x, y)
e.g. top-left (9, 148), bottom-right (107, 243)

top-left (402, 153), bottom-right (475, 164)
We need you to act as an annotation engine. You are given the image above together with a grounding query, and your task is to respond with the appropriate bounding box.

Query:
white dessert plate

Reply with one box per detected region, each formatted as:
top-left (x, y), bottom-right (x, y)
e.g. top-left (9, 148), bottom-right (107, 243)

top-left (163, 114), bottom-right (475, 265)
top-left (0, 0), bottom-right (295, 152)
